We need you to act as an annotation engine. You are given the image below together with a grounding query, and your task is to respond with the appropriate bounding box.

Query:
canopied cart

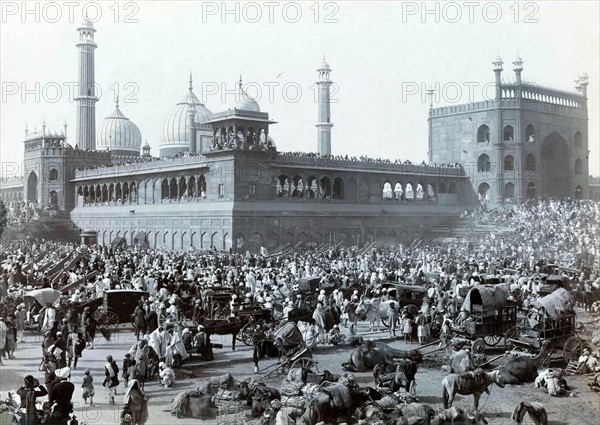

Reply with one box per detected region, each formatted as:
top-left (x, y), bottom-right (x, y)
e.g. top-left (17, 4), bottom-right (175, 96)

top-left (507, 288), bottom-right (583, 366)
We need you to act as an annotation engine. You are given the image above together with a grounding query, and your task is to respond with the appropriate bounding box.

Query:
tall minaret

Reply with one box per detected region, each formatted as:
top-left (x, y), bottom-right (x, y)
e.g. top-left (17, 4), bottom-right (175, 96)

top-left (75, 18), bottom-right (98, 150)
top-left (316, 58), bottom-right (333, 156)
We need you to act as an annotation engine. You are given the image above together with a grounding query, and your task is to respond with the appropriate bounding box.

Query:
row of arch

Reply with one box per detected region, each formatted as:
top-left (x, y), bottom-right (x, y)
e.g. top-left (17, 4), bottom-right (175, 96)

top-left (275, 174), bottom-right (458, 203)
top-left (476, 153), bottom-right (585, 174)
top-left (276, 175), bottom-right (344, 199)
top-left (477, 125), bottom-right (583, 146)
top-left (477, 182), bottom-right (586, 201)
top-left (96, 228), bottom-right (229, 251)
top-left (0, 191), bottom-right (23, 203)
top-left (77, 174), bottom-right (209, 206)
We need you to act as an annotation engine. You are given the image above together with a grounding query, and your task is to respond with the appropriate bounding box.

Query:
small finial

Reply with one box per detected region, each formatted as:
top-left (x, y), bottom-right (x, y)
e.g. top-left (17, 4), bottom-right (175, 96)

top-left (25, 123), bottom-right (28, 136)
top-left (239, 74), bottom-right (243, 87)
top-left (115, 94), bottom-right (119, 109)
top-left (189, 72), bottom-right (193, 91)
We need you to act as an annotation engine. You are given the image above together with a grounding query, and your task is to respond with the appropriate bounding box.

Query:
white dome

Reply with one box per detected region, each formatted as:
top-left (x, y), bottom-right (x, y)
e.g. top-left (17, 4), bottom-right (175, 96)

top-left (231, 82), bottom-right (260, 112)
top-left (96, 105), bottom-right (142, 155)
top-left (160, 88), bottom-right (213, 150)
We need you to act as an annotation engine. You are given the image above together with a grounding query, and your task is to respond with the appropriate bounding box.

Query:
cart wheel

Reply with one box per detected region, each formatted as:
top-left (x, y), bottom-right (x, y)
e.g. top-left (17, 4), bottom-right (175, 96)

top-left (563, 336), bottom-right (583, 363)
top-left (471, 338), bottom-right (485, 355)
top-left (241, 324), bottom-right (255, 346)
top-left (292, 357), bottom-right (316, 372)
top-left (483, 335), bottom-right (503, 347)
top-left (504, 327), bottom-right (520, 349)
top-left (405, 304), bottom-right (419, 316)
top-left (91, 308), bottom-right (104, 321)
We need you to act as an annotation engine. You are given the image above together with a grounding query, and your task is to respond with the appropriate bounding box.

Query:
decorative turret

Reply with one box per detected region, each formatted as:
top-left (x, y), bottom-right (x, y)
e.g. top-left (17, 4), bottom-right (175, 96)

top-left (579, 72), bottom-right (589, 98)
top-left (142, 140), bottom-right (151, 157)
top-left (513, 56), bottom-right (523, 83)
top-left (316, 57), bottom-right (333, 156)
top-left (493, 56), bottom-right (503, 100)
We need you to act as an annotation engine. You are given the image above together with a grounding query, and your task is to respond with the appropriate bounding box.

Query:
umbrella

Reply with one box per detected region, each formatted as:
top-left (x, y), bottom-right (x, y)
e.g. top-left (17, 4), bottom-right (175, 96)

top-left (24, 288), bottom-right (61, 307)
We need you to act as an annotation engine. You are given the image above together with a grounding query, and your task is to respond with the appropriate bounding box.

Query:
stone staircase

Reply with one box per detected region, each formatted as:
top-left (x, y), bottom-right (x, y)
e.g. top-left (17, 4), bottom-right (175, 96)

top-left (426, 218), bottom-right (516, 242)
top-left (1, 216), bottom-right (81, 243)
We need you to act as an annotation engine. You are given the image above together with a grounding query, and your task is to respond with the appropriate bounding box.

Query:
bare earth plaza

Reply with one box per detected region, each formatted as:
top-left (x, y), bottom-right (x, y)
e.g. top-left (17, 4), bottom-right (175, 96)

top-left (0, 2), bottom-right (599, 425)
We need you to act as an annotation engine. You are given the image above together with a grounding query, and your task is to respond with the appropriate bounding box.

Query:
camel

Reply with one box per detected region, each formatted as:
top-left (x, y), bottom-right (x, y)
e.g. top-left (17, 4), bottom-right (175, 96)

top-left (497, 356), bottom-right (539, 385)
top-left (442, 369), bottom-right (504, 411)
top-left (342, 340), bottom-right (423, 372)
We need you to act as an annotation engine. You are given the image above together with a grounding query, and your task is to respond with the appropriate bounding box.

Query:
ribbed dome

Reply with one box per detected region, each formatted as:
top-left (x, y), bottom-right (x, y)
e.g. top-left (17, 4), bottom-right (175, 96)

top-left (231, 81), bottom-right (260, 112)
top-left (160, 86), bottom-right (213, 150)
top-left (96, 105), bottom-right (142, 155)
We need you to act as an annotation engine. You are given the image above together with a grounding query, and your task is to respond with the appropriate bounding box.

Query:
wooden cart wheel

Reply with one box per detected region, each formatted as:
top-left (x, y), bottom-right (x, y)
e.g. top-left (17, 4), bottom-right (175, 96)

top-left (471, 338), bottom-right (485, 355)
top-left (483, 334), bottom-right (503, 347)
top-left (241, 323), bottom-right (255, 346)
top-left (405, 304), bottom-right (419, 316)
top-left (91, 308), bottom-right (104, 321)
top-left (563, 336), bottom-right (583, 363)
top-left (504, 327), bottom-right (520, 349)
top-left (292, 357), bottom-right (316, 372)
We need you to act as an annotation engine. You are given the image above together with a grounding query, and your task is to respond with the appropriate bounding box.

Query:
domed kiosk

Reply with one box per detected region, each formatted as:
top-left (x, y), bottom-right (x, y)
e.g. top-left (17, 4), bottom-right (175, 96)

top-left (96, 99), bottom-right (142, 156)
top-left (159, 75), bottom-right (214, 156)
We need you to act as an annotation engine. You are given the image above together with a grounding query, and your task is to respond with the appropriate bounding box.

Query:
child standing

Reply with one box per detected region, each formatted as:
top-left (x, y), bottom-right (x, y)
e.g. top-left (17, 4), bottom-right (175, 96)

top-left (122, 353), bottom-right (132, 387)
top-left (81, 369), bottom-right (95, 406)
top-left (402, 312), bottom-right (413, 344)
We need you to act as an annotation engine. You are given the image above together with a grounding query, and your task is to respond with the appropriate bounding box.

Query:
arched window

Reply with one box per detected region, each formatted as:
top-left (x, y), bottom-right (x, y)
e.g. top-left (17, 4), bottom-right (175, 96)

top-left (526, 124), bottom-right (535, 142)
top-left (477, 124), bottom-right (490, 143)
top-left (169, 178), bottom-right (177, 199)
top-left (478, 154), bottom-right (491, 172)
top-left (503, 125), bottom-right (514, 141)
top-left (48, 169), bottom-right (58, 181)
top-left (504, 155), bottom-right (514, 171)
top-left (478, 182), bottom-right (490, 201)
top-left (575, 158), bottom-right (583, 175)
top-left (526, 182), bottom-right (536, 199)
top-left (333, 177), bottom-right (344, 199)
top-left (427, 184), bottom-right (436, 201)
top-left (525, 154), bottom-right (536, 172)
top-left (292, 176), bottom-right (304, 198)
top-left (188, 176), bottom-right (196, 197)
top-left (382, 182), bottom-right (393, 200)
top-left (575, 185), bottom-right (583, 199)
top-left (574, 131), bottom-right (583, 148)
top-left (416, 184), bottom-right (425, 200)
top-left (320, 177), bottom-right (331, 199)
top-left (277, 174), bottom-right (289, 197)
top-left (405, 183), bottom-right (414, 200)
top-left (504, 182), bottom-right (515, 201)
top-left (198, 175), bottom-right (206, 198)
top-left (179, 177), bottom-right (187, 198)
top-left (306, 176), bottom-right (317, 198)
top-left (161, 179), bottom-right (169, 199)
top-left (394, 183), bottom-right (403, 200)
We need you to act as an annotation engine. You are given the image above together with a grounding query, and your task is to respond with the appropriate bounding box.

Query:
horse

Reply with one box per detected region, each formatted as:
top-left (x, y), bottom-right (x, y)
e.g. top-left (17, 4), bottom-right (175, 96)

top-left (442, 369), bottom-right (504, 411)
top-left (196, 317), bottom-right (242, 351)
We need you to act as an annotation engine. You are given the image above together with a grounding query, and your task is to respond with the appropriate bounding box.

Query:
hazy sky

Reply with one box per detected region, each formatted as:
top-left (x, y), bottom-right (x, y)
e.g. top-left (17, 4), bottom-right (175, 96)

top-left (1, 1), bottom-right (598, 177)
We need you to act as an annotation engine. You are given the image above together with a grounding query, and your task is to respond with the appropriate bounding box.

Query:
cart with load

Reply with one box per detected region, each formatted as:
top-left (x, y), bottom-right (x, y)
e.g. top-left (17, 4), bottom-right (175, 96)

top-left (450, 284), bottom-right (518, 354)
top-left (507, 288), bottom-right (583, 366)
top-left (257, 321), bottom-right (317, 380)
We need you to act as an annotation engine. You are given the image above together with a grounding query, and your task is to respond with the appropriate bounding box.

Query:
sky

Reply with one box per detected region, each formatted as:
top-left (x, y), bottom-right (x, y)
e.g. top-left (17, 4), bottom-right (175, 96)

top-left (1, 1), bottom-right (599, 178)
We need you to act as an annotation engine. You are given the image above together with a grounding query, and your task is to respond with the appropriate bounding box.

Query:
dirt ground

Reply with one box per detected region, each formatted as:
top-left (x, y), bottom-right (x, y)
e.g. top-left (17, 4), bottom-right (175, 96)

top-left (1, 307), bottom-right (599, 424)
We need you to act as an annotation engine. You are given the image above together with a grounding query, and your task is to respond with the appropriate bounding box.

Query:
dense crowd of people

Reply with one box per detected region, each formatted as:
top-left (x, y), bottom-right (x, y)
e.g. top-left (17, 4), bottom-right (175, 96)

top-left (0, 199), bottom-right (599, 424)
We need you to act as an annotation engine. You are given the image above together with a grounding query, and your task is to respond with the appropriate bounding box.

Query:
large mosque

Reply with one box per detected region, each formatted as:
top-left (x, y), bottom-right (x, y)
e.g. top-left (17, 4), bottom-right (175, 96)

top-left (0, 20), bottom-right (591, 250)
